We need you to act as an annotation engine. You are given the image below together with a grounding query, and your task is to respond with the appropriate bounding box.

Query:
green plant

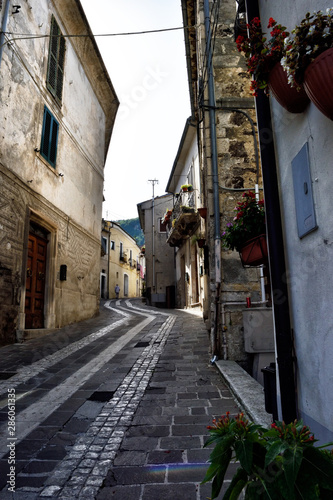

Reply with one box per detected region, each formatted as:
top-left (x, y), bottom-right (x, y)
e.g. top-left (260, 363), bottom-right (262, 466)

top-left (181, 205), bottom-right (195, 214)
top-left (181, 184), bottom-right (193, 192)
top-left (222, 191), bottom-right (265, 252)
top-left (202, 412), bottom-right (333, 500)
top-left (282, 9), bottom-right (333, 89)
top-left (236, 17), bottom-right (289, 96)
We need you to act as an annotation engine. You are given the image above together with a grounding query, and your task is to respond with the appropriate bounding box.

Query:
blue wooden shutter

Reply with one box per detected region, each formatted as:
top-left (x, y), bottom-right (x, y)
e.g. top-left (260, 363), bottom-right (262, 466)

top-left (41, 106), bottom-right (59, 168)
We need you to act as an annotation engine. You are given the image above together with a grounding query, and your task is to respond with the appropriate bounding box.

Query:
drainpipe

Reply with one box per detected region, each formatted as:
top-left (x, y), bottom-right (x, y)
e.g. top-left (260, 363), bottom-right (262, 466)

top-left (244, 0), bottom-right (297, 423)
top-left (204, 0), bottom-right (221, 358)
top-left (0, 0), bottom-right (10, 68)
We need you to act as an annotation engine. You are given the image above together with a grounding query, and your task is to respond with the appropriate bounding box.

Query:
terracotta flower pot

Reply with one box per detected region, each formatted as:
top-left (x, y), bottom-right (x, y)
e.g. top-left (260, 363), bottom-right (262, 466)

top-left (239, 234), bottom-right (268, 267)
top-left (198, 207), bottom-right (207, 219)
top-left (303, 48), bottom-right (333, 120)
top-left (268, 63), bottom-right (309, 113)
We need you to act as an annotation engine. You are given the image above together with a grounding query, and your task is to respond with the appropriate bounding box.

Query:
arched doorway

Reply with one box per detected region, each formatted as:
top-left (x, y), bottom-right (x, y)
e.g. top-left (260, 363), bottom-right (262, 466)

top-left (124, 274), bottom-right (129, 297)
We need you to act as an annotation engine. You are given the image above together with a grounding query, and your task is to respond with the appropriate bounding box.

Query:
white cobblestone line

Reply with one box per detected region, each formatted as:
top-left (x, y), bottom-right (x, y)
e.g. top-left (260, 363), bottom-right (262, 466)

top-left (124, 299), bottom-right (171, 316)
top-left (0, 302), bottom-right (134, 398)
top-left (0, 312), bottom-right (156, 457)
top-left (38, 314), bottom-right (176, 499)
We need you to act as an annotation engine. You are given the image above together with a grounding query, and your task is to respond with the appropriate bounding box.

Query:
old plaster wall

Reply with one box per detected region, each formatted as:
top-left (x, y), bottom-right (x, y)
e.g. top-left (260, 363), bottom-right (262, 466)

top-left (0, 0), bottom-right (117, 343)
top-left (138, 196), bottom-right (175, 306)
top-left (259, 0), bottom-right (333, 441)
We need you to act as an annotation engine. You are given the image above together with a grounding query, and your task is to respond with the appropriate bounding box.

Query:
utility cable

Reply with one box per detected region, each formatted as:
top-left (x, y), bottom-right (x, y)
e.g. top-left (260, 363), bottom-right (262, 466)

top-left (1, 24), bottom-right (198, 48)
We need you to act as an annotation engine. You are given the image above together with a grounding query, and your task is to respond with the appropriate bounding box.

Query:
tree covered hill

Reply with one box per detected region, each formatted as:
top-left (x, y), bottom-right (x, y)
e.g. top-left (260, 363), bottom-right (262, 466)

top-left (117, 218), bottom-right (144, 247)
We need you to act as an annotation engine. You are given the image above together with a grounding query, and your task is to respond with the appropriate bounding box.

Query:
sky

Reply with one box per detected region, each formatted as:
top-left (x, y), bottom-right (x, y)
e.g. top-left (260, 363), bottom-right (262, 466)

top-left (80, 0), bottom-right (191, 220)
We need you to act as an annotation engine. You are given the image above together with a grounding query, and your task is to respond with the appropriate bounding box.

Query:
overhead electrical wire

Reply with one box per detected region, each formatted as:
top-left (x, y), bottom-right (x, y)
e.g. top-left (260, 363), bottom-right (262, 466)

top-left (1, 25), bottom-right (198, 48)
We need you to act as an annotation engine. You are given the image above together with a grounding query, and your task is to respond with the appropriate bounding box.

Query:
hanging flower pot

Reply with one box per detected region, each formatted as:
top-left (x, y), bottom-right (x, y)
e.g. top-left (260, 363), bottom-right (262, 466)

top-left (268, 63), bottom-right (309, 113)
top-left (239, 234), bottom-right (268, 267)
top-left (303, 48), bottom-right (333, 120)
top-left (198, 207), bottom-right (207, 219)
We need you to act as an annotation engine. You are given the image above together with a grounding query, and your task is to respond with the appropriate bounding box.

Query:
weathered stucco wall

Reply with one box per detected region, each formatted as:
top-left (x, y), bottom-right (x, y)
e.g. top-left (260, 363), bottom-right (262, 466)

top-left (0, 0), bottom-right (118, 343)
top-left (138, 196), bottom-right (175, 306)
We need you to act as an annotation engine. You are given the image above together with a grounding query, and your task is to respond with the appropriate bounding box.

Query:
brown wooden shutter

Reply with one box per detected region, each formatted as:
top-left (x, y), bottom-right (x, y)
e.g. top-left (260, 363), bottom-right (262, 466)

top-left (47, 16), bottom-right (66, 103)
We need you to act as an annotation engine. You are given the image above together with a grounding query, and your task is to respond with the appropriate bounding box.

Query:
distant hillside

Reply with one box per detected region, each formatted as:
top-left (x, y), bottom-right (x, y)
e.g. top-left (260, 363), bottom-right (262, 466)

top-left (117, 218), bottom-right (144, 247)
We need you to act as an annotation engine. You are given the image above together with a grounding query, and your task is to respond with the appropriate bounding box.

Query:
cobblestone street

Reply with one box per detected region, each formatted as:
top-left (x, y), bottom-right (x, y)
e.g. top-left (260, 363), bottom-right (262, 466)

top-left (0, 300), bottom-right (242, 499)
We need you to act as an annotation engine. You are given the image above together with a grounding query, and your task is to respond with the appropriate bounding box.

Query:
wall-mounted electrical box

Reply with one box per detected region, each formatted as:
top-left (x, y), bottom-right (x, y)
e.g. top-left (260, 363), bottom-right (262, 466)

top-left (291, 142), bottom-right (318, 238)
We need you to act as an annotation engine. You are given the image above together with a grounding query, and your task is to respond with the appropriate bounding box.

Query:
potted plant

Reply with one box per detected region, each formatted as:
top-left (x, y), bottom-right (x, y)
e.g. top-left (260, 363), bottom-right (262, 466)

top-left (181, 184), bottom-right (193, 192)
top-left (236, 17), bottom-right (309, 112)
top-left (193, 233), bottom-right (206, 248)
top-left (222, 191), bottom-right (267, 266)
top-left (202, 412), bottom-right (333, 500)
top-left (283, 9), bottom-right (333, 119)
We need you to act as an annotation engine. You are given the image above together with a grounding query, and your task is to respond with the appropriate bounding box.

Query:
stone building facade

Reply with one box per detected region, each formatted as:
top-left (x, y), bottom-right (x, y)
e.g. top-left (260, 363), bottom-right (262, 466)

top-left (181, 0), bottom-right (267, 368)
top-left (0, 0), bottom-right (118, 344)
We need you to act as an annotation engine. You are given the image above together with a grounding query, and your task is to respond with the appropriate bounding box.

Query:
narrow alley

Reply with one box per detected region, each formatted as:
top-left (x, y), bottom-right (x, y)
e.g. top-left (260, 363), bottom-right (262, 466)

top-left (0, 300), bottom-right (242, 500)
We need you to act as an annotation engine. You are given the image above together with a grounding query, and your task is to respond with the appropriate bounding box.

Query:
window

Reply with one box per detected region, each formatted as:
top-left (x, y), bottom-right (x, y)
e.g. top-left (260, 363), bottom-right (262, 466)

top-left (119, 242), bottom-right (123, 260)
top-left (159, 218), bottom-right (167, 233)
top-left (110, 240), bottom-right (115, 251)
top-left (188, 162), bottom-right (195, 188)
top-left (47, 16), bottom-right (66, 103)
top-left (129, 250), bottom-right (133, 266)
top-left (41, 106), bottom-right (59, 168)
top-left (101, 237), bottom-right (108, 255)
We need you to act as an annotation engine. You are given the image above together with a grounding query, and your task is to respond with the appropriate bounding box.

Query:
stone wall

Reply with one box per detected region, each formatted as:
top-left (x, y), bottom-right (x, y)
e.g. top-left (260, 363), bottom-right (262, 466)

top-left (195, 0), bottom-right (263, 366)
top-left (0, 167), bottom-right (100, 343)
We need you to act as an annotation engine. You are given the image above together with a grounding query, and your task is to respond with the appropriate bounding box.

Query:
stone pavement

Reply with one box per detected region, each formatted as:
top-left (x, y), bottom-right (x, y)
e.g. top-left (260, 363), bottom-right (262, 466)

top-left (0, 299), bottom-right (261, 499)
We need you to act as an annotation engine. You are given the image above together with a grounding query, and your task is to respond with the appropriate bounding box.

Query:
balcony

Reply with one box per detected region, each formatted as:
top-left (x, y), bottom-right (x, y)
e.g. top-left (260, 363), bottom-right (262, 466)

top-left (166, 190), bottom-right (200, 247)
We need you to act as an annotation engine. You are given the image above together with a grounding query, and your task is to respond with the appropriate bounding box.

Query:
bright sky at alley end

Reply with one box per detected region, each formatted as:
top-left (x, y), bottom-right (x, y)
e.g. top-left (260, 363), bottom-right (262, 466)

top-left (80, 0), bottom-right (191, 221)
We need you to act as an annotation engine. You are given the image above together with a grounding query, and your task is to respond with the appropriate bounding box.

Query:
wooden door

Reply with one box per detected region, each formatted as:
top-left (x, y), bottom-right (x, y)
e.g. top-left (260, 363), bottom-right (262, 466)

top-left (25, 234), bottom-right (47, 329)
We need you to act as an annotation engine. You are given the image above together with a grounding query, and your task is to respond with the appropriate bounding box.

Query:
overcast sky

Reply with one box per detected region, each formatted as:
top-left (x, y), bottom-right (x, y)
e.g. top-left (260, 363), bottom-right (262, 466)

top-left (80, 0), bottom-right (191, 220)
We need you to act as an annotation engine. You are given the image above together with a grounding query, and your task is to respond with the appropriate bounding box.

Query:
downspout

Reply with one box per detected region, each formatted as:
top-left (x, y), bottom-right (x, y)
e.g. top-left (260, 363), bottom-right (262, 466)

top-left (204, 0), bottom-right (221, 358)
top-left (244, 0), bottom-right (297, 423)
top-left (0, 0), bottom-right (10, 68)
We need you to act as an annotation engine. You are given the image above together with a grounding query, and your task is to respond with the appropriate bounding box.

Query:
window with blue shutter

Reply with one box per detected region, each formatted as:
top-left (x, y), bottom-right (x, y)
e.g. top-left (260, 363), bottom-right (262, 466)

top-left (41, 106), bottom-right (59, 168)
top-left (47, 16), bottom-right (66, 104)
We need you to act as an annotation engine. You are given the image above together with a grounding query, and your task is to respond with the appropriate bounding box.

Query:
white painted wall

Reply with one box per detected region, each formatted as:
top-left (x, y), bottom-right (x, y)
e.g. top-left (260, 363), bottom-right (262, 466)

top-left (259, 0), bottom-right (333, 441)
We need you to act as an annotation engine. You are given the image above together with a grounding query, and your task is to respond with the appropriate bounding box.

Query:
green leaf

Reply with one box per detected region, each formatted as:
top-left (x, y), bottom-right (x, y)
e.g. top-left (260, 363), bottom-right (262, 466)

top-left (318, 487), bottom-right (333, 500)
top-left (264, 440), bottom-right (289, 468)
top-left (223, 468), bottom-right (248, 500)
top-left (202, 461), bottom-right (221, 484)
top-left (202, 446), bottom-right (233, 497)
top-left (234, 439), bottom-right (253, 475)
top-left (210, 435), bottom-right (235, 462)
top-left (301, 446), bottom-right (333, 490)
top-left (283, 446), bottom-right (303, 495)
top-left (245, 480), bottom-right (267, 500)
top-left (212, 467), bottom-right (226, 499)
